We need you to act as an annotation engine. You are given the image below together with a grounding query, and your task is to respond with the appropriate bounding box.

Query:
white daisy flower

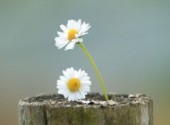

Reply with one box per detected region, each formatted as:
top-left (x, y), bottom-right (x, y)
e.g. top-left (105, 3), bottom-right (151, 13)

top-left (55, 19), bottom-right (91, 51)
top-left (56, 67), bottom-right (91, 101)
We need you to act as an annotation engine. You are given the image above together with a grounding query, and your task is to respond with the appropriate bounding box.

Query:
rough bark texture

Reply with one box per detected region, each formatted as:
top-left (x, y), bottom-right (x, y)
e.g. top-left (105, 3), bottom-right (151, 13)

top-left (18, 93), bottom-right (153, 125)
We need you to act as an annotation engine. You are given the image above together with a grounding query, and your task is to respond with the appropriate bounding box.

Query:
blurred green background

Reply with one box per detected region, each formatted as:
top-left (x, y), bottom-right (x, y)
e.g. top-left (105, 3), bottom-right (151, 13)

top-left (0, 0), bottom-right (170, 125)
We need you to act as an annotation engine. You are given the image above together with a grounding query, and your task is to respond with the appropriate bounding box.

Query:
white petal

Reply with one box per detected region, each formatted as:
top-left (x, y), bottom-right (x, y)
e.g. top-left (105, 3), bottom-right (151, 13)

top-left (77, 70), bottom-right (87, 79)
top-left (54, 37), bottom-right (68, 49)
top-left (79, 90), bottom-right (86, 98)
top-left (63, 90), bottom-right (70, 98)
top-left (75, 19), bottom-right (81, 30)
top-left (76, 92), bottom-right (84, 100)
top-left (81, 32), bottom-right (88, 36)
top-left (55, 42), bottom-right (67, 49)
top-left (67, 19), bottom-right (77, 29)
top-left (81, 86), bottom-right (90, 92)
top-left (57, 32), bottom-right (65, 37)
top-left (63, 67), bottom-right (75, 78)
top-left (68, 93), bottom-right (76, 101)
top-left (80, 22), bottom-right (90, 34)
top-left (64, 41), bottom-right (76, 51)
top-left (72, 38), bottom-right (80, 44)
top-left (60, 24), bottom-right (68, 32)
top-left (81, 81), bottom-right (91, 86)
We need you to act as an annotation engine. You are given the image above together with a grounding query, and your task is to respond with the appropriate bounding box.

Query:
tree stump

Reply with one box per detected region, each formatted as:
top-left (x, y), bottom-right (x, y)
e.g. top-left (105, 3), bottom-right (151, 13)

top-left (18, 93), bottom-right (153, 125)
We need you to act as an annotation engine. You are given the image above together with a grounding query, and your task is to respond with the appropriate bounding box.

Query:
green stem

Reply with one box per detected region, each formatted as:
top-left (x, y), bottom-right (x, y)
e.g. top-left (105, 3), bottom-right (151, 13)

top-left (78, 42), bottom-right (109, 100)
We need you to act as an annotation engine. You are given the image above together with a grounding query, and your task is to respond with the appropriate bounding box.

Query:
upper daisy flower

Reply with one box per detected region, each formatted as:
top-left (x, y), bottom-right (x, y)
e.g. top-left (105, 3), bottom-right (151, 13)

top-left (55, 19), bottom-right (90, 51)
top-left (57, 67), bottom-right (91, 101)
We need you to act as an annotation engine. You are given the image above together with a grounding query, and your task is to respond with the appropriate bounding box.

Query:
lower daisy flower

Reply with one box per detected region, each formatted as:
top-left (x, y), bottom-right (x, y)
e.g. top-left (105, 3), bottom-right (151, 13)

top-left (56, 67), bottom-right (91, 101)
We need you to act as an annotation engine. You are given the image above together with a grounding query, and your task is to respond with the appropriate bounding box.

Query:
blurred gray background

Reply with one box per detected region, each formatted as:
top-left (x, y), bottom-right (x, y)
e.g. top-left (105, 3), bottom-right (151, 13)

top-left (0, 0), bottom-right (170, 125)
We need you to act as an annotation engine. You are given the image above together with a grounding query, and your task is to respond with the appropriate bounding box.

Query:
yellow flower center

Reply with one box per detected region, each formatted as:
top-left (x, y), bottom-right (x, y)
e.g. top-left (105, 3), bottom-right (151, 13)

top-left (68, 29), bottom-right (78, 41)
top-left (67, 78), bottom-right (80, 92)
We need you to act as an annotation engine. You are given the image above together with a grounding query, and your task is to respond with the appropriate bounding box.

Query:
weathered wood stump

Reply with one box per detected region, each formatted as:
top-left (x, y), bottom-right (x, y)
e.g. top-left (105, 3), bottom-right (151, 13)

top-left (18, 93), bottom-right (153, 125)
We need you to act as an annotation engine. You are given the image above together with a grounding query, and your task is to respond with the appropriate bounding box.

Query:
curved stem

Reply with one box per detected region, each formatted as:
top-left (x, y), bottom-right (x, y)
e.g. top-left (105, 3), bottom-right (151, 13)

top-left (78, 42), bottom-right (109, 100)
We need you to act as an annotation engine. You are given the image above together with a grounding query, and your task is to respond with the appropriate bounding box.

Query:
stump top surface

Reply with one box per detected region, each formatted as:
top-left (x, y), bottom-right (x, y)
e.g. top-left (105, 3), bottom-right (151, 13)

top-left (19, 93), bottom-right (152, 108)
